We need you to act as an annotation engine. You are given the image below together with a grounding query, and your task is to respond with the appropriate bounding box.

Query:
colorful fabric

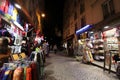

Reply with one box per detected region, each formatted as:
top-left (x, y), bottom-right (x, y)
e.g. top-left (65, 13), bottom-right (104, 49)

top-left (7, 70), bottom-right (14, 80)
top-left (0, 68), bottom-right (7, 80)
top-left (13, 67), bottom-right (23, 80)
top-left (30, 63), bottom-right (38, 80)
top-left (26, 67), bottom-right (32, 80)
top-left (2, 70), bottom-right (10, 80)
top-left (23, 67), bottom-right (27, 80)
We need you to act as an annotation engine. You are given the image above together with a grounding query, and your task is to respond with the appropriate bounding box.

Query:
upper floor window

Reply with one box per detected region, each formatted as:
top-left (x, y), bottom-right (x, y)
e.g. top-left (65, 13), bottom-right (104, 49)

top-left (102, 0), bottom-right (115, 19)
top-left (80, 0), bottom-right (85, 14)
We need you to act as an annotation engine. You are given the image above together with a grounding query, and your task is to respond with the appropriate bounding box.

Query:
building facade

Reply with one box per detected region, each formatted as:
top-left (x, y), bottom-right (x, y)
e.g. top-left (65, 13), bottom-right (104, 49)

top-left (13, 0), bottom-right (45, 33)
top-left (63, 0), bottom-right (120, 50)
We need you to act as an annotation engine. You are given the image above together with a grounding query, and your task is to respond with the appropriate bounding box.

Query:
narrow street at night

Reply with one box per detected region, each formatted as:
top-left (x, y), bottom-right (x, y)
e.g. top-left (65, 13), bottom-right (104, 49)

top-left (45, 51), bottom-right (119, 80)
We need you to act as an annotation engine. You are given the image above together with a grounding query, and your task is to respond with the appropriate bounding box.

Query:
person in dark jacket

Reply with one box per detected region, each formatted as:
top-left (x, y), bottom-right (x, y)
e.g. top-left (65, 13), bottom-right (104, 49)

top-left (113, 54), bottom-right (120, 63)
top-left (21, 40), bottom-right (28, 55)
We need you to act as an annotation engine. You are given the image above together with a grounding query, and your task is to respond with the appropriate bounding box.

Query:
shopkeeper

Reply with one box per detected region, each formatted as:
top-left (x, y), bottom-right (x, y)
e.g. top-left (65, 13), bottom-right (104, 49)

top-left (113, 54), bottom-right (120, 63)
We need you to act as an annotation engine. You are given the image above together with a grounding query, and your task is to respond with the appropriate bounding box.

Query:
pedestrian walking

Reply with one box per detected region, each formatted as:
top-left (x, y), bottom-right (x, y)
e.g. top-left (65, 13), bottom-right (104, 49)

top-left (53, 44), bottom-right (57, 54)
top-left (43, 41), bottom-right (49, 57)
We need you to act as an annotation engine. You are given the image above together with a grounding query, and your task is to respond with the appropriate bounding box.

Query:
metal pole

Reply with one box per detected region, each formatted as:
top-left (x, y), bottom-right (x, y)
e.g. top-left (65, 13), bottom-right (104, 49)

top-left (103, 52), bottom-right (106, 71)
top-left (109, 50), bottom-right (112, 73)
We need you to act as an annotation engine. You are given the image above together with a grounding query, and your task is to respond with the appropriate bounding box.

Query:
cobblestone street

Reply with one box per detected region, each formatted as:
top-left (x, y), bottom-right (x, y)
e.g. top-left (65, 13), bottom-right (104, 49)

top-left (45, 52), bottom-right (119, 80)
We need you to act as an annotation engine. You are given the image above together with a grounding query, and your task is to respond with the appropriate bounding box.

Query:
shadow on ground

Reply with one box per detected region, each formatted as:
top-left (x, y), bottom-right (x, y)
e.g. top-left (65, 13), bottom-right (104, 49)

top-left (44, 70), bottom-right (57, 80)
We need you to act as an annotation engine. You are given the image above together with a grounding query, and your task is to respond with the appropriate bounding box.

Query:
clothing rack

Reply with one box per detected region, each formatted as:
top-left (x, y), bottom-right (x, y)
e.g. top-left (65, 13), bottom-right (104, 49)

top-left (0, 60), bottom-right (40, 80)
top-left (0, 49), bottom-right (45, 80)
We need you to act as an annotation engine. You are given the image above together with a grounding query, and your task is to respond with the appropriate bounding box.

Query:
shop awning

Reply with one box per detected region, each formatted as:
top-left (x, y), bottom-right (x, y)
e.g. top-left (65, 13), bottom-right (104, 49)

top-left (76, 25), bottom-right (93, 35)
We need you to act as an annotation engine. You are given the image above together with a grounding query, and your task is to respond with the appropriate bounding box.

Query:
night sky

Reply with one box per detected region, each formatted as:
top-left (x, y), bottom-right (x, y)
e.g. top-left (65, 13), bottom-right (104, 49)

top-left (43, 0), bottom-right (65, 45)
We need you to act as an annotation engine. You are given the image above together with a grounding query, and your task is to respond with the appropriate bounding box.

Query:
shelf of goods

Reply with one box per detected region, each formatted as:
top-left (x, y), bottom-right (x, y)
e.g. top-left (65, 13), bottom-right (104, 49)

top-left (93, 39), bottom-right (104, 60)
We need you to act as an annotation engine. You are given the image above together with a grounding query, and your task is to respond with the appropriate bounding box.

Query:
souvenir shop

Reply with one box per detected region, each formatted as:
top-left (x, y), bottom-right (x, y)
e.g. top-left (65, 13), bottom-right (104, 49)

top-left (76, 22), bottom-right (120, 72)
top-left (76, 25), bottom-right (94, 63)
top-left (0, 0), bottom-right (45, 80)
top-left (91, 22), bottom-right (120, 72)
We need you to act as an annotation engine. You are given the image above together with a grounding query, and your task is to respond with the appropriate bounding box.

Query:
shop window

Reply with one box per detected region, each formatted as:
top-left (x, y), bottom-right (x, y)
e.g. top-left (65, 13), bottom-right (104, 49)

top-left (80, 0), bottom-right (85, 14)
top-left (81, 16), bottom-right (86, 28)
top-left (102, 0), bottom-right (115, 19)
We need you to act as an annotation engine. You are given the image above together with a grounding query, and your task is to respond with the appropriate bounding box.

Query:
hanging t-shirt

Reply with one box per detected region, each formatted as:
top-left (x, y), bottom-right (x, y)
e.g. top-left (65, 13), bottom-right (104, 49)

top-left (8, 4), bottom-right (14, 16)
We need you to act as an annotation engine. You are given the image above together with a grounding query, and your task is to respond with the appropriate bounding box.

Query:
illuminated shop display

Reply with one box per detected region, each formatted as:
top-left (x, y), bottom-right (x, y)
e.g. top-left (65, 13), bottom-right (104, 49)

top-left (103, 28), bottom-right (119, 51)
top-left (8, 4), bottom-right (14, 16)
top-left (0, 0), bottom-right (9, 13)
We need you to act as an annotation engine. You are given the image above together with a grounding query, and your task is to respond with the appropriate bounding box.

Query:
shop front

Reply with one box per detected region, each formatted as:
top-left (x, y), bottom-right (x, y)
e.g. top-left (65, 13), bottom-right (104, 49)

top-left (103, 26), bottom-right (120, 72)
top-left (0, 0), bottom-right (26, 64)
top-left (76, 25), bottom-right (94, 63)
top-left (0, 1), bottom-right (45, 79)
top-left (91, 22), bottom-right (120, 73)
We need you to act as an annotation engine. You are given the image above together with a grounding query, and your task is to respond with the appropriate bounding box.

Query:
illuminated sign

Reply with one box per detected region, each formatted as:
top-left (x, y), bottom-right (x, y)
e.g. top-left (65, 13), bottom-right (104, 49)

top-left (76, 25), bottom-right (93, 35)
top-left (13, 21), bottom-right (24, 31)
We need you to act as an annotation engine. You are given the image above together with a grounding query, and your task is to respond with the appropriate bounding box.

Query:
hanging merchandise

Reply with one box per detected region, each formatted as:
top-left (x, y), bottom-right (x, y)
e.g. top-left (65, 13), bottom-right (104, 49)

top-left (24, 23), bottom-right (29, 32)
top-left (0, 61), bottom-right (39, 80)
top-left (34, 30), bottom-right (44, 45)
top-left (82, 40), bottom-right (94, 63)
top-left (0, 29), bottom-right (11, 37)
top-left (12, 8), bottom-right (18, 21)
top-left (94, 31), bottom-right (102, 39)
top-left (17, 14), bottom-right (20, 24)
top-left (103, 28), bottom-right (119, 51)
top-left (0, 0), bottom-right (9, 13)
top-left (0, 46), bottom-right (45, 80)
top-left (8, 4), bottom-right (14, 16)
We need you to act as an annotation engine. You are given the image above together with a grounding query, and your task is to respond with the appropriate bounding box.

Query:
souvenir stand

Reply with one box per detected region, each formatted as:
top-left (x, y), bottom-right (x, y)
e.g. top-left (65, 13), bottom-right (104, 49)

top-left (82, 39), bottom-right (94, 63)
top-left (0, 17), bottom-right (12, 68)
top-left (0, 48), bottom-right (45, 80)
top-left (103, 28), bottom-right (119, 73)
top-left (0, 28), bottom-right (45, 80)
top-left (76, 25), bottom-right (94, 63)
top-left (93, 31), bottom-right (104, 61)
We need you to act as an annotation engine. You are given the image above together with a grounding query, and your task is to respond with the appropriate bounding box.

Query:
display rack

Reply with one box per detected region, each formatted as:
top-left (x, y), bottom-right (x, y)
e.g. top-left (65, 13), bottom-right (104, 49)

top-left (93, 39), bottom-right (104, 60)
top-left (103, 37), bottom-right (119, 73)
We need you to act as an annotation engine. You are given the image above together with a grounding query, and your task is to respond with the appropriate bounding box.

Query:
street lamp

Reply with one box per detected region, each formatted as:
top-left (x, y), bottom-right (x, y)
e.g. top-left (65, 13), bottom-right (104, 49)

top-left (41, 13), bottom-right (45, 18)
top-left (15, 3), bottom-right (21, 9)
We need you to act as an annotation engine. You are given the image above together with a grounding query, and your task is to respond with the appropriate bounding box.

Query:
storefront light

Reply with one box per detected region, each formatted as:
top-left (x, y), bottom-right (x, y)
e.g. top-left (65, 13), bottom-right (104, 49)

top-left (90, 31), bottom-right (93, 33)
top-left (76, 25), bottom-right (92, 35)
top-left (13, 21), bottom-right (24, 31)
top-left (15, 4), bottom-right (21, 9)
top-left (78, 40), bottom-right (81, 43)
top-left (104, 26), bottom-right (109, 29)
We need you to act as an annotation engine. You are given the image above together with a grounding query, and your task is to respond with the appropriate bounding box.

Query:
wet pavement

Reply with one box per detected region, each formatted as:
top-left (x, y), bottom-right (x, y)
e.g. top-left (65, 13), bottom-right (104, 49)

top-left (44, 52), bottom-right (119, 80)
